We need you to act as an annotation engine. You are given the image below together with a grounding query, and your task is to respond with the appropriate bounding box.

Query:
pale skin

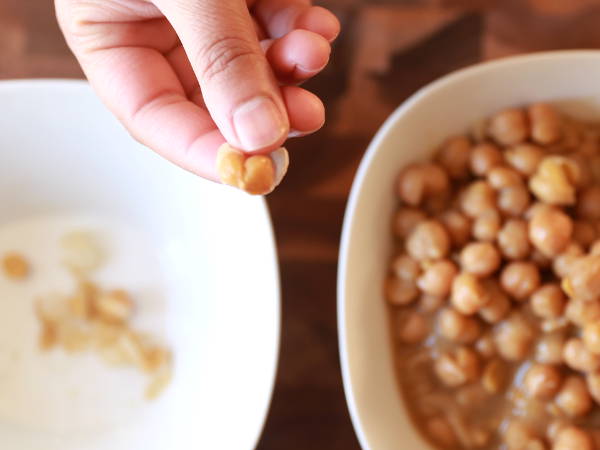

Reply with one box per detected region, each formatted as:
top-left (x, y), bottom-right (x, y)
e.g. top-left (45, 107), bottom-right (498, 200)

top-left (55, 0), bottom-right (340, 182)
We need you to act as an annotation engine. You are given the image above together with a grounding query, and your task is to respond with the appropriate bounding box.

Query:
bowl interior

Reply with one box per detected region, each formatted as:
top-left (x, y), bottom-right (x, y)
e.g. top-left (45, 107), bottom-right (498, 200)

top-left (339, 51), bottom-right (600, 450)
top-left (0, 80), bottom-right (279, 450)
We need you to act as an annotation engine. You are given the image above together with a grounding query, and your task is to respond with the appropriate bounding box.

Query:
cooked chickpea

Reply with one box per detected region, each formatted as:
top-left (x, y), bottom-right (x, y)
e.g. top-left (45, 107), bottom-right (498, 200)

top-left (439, 210), bottom-right (471, 248)
top-left (397, 164), bottom-right (426, 205)
top-left (564, 338), bottom-right (600, 373)
top-left (482, 358), bottom-right (509, 394)
top-left (553, 426), bottom-right (594, 450)
top-left (586, 372), bottom-right (600, 403)
top-left (421, 163), bottom-right (451, 195)
top-left (562, 255), bottom-right (600, 301)
top-left (391, 254), bottom-right (421, 281)
top-left (500, 262), bottom-right (541, 300)
top-left (505, 421), bottom-right (543, 450)
top-left (438, 308), bottom-right (481, 343)
top-left (470, 143), bottom-right (504, 176)
top-left (406, 220), bottom-right (450, 261)
top-left (425, 416), bottom-right (458, 448)
top-left (417, 260), bottom-right (458, 297)
top-left (417, 293), bottom-right (446, 313)
top-left (385, 276), bottom-right (418, 306)
top-left (396, 311), bottom-right (429, 344)
top-left (529, 156), bottom-right (580, 206)
top-left (459, 242), bottom-right (501, 277)
top-left (524, 363), bottom-right (563, 399)
top-left (505, 144), bottom-right (544, 176)
top-left (583, 322), bottom-right (600, 355)
top-left (592, 239), bottom-right (600, 255)
top-left (460, 181), bottom-right (497, 218)
top-left (529, 206), bottom-right (573, 257)
top-left (531, 284), bottom-right (566, 319)
top-left (494, 312), bottom-right (535, 361)
top-left (437, 136), bottom-right (472, 180)
top-left (578, 186), bottom-right (600, 220)
top-left (393, 207), bottom-right (427, 239)
top-left (555, 375), bottom-right (593, 417)
top-left (498, 219), bottom-right (530, 260)
top-left (434, 346), bottom-right (480, 387)
top-left (475, 332), bottom-right (496, 358)
top-left (565, 298), bottom-right (600, 327)
top-left (528, 103), bottom-right (562, 145)
top-left (451, 272), bottom-right (491, 315)
top-left (535, 333), bottom-right (566, 365)
top-left (473, 209), bottom-right (501, 242)
top-left (478, 280), bottom-right (511, 324)
top-left (498, 184), bottom-right (531, 217)
top-left (573, 220), bottom-right (597, 248)
top-left (552, 243), bottom-right (584, 278)
top-left (488, 108), bottom-right (529, 146)
top-left (488, 166), bottom-right (523, 190)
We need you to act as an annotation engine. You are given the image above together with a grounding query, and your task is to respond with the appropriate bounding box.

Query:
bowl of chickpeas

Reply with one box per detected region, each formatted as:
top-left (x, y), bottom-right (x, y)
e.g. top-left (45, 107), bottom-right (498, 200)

top-left (338, 50), bottom-right (600, 450)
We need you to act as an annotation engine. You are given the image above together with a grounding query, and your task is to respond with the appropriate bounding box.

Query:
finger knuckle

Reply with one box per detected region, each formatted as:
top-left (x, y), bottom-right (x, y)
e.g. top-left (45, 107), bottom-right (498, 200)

top-left (197, 36), bottom-right (261, 83)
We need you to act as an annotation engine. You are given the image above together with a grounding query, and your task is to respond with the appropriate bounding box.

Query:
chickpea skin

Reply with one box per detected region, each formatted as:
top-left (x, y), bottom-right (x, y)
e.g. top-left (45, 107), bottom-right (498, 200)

top-left (498, 184), bottom-right (531, 217)
top-left (553, 243), bottom-right (584, 279)
top-left (488, 166), bottom-right (523, 190)
top-left (500, 262), bottom-right (541, 300)
top-left (565, 298), bottom-right (600, 327)
top-left (406, 220), bottom-right (450, 261)
top-left (529, 206), bottom-right (573, 257)
top-left (529, 156), bottom-right (580, 206)
top-left (555, 375), bottom-right (593, 418)
top-left (478, 280), bottom-right (511, 324)
top-left (391, 254), bottom-right (421, 281)
top-left (460, 242), bottom-right (501, 277)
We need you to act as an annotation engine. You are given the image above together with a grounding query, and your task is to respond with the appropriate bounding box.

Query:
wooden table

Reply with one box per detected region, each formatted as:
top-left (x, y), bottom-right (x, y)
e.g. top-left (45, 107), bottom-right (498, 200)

top-left (2, 1), bottom-right (600, 448)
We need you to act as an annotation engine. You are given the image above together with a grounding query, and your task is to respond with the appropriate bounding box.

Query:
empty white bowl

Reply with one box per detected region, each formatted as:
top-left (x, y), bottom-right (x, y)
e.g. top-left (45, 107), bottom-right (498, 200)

top-left (0, 80), bottom-right (279, 450)
top-left (338, 50), bottom-right (600, 450)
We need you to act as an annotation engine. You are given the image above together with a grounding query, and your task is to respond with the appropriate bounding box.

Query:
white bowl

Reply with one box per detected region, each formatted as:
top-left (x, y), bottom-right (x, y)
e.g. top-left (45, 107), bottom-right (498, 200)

top-left (338, 50), bottom-right (600, 450)
top-left (0, 80), bottom-right (279, 450)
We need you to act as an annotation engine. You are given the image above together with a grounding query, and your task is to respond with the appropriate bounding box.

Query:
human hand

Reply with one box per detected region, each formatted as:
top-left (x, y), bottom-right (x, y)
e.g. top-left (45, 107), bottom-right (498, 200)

top-left (55, 0), bottom-right (339, 182)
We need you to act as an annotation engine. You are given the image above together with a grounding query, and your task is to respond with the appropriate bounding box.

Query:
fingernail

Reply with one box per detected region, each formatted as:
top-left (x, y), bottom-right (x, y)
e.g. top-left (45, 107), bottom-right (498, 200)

top-left (233, 96), bottom-right (286, 151)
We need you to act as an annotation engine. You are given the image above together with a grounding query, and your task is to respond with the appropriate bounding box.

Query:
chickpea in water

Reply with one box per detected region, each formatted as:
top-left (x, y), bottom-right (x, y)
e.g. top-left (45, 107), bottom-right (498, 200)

top-left (387, 103), bottom-right (600, 449)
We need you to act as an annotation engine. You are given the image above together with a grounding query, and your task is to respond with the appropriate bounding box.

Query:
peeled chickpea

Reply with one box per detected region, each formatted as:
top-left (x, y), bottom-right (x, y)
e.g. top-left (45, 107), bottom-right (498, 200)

top-left (529, 206), bottom-right (573, 257)
top-left (417, 260), bottom-right (458, 297)
top-left (565, 298), bottom-right (600, 327)
top-left (563, 338), bottom-right (600, 373)
top-left (434, 346), bottom-right (480, 387)
top-left (470, 143), bottom-right (504, 176)
top-left (439, 210), bottom-right (471, 248)
top-left (396, 311), bottom-right (429, 344)
top-left (529, 156), bottom-right (580, 206)
top-left (500, 262), bottom-right (540, 300)
top-left (488, 166), bottom-right (523, 190)
top-left (406, 220), bottom-right (450, 261)
top-left (555, 375), bottom-right (592, 417)
top-left (553, 426), bottom-right (594, 450)
top-left (473, 209), bottom-right (501, 242)
top-left (523, 363), bottom-right (563, 399)
top-left (438, 308), bottom-right (481, 343)
top-left (437, 136), bottom-right (472, 179)
top-left (531, 284), bottom-right (566, 319)
top-left (498, 184), bottom-right (531, 217)
top-left (418, 293), bottom-right (446, 313)
top-left (552, 243), bottom-right (584, 278)
top-left (578, 185), bottom-right (600, 220)
top-left (583, 322), bottom-right (600, 355)
top-left (385, 276), bottom-right (419, 306)
top-left (393, 207), bottom-right (427, 239)
top-left (586, 372), bottom-right (600, 403)
top-left (451, 273), bottom-right (490, 315)
top-left (505, 144), bottom-right (544, 176)
top-left (528, 103), bottom-right (562, 145)
top-left (562, 255), bottom-right (600, 301)
top-left (459, 242), bottom-right (501, 277)
top-left (488, 108), bottom-right (529, 146)
top-left (425, 416), bottom-right (458, 448)
top-left (573, 220), bottom-right (597, 248)
top-left (391, 254), bottom-right (421, 281)
top-left (535, 333), bottom-right (566, 365)
top-left (478, 280), bottom-right (511, 324)
top-left (494, 312), bottom-right (535, 361)
top-left (460, 181), bottom-right (497, 218)
top-left (498, 219), bottom-right (530, 260)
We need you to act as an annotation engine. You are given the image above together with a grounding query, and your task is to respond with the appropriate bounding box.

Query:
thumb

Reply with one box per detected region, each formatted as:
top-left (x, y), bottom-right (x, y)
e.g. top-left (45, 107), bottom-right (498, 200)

top-left (156, 0), bottom-right (289, 153)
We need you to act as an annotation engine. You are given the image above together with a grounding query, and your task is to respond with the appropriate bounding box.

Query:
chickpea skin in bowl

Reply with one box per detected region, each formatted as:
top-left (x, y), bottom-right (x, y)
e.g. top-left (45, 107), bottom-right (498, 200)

top-left (386, 102), bottom-right (600, 449)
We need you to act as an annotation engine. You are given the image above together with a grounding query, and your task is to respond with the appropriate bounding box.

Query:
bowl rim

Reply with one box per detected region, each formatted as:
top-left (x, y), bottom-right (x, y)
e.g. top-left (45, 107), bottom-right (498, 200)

top-left (0, 78), bottom-right (282, 450)
top-left (336, 49), bottom-right (600, 449)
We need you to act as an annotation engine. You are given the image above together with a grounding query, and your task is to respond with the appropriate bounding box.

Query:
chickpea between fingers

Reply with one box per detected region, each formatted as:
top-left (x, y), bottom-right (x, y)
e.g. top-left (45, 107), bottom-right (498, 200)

top-left (216, 144), bottom-right (288, 195)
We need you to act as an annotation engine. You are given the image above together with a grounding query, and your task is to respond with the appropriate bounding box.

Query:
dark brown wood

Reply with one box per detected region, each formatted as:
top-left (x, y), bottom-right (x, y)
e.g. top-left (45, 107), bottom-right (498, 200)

top-left (3, 1), bottom-right (600, 448)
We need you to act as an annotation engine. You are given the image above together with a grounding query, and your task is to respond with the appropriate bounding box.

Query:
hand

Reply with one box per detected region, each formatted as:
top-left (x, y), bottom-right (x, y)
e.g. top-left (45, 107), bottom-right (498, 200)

top-left (55, 0), bottom-right (339, 181)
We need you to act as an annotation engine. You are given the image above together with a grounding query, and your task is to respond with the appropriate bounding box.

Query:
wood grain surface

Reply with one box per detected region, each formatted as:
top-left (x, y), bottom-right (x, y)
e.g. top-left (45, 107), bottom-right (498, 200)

top-left (2, 1), bottom-right (600, 448)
